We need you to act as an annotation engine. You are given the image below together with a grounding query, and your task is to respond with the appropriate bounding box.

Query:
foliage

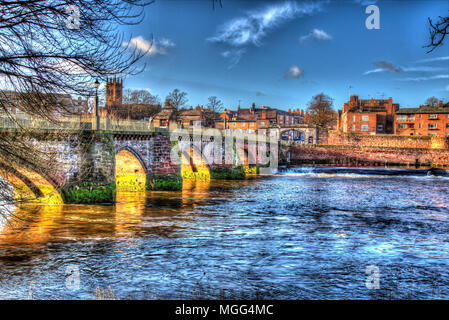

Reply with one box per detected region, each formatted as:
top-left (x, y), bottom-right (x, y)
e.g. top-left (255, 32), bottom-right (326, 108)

top-left (62, 183), bottom-right (116, 204)
top-left (210, 166), bottom-right (246, 180)
top-left (305, 93), bottom-right (337, 129)
top-left (147, 174), bottom-right (183, 191)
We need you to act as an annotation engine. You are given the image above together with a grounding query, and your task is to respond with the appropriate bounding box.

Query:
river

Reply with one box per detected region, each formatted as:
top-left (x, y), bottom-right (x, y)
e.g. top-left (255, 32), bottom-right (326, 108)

top-left (0, 168), bottom-right (449, 299)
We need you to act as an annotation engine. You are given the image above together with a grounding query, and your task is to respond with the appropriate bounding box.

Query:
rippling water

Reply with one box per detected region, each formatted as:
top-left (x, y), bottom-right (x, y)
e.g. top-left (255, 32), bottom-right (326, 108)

top-left (1, 168), bottom-right (449, 299)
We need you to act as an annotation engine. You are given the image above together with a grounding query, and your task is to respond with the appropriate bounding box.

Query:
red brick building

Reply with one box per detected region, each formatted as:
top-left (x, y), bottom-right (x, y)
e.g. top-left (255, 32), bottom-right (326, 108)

top-left (337, 95), bottom-right (399, 134)
top-left (395, 101), bottom-right (449, 137)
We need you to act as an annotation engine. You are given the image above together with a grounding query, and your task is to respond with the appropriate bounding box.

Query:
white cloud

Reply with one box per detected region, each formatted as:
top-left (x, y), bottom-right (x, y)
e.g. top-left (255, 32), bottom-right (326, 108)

top-left (284, 65), bottom-right (304, 78)
top-left (122, 36), bottom-right (175, 56)
top-left (397, 74), bottom-right (449, 82)
top-left (402, 66), bottom-right (447, 72)
top-left (208, 1), bottom-right (325, 47)
top-left (299, 29), bottom-right (332, 43)
top-left (416, 56), bottom-right (449, 63)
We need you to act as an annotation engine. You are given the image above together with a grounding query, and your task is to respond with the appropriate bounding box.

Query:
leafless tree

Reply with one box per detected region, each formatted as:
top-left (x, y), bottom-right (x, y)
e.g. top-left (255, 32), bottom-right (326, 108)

top-left (166, 89), bottom-right (188, 110)
top-left (207, 96), bottom-right (224, 113)
top-left (424, 96), bottom-right (439, 107)
top-left (123, 89), bottom-right (161, 105)
top-left (425, 12), bottom-right (449, 52)
top-left (0, 0), bottom-right (153, 217)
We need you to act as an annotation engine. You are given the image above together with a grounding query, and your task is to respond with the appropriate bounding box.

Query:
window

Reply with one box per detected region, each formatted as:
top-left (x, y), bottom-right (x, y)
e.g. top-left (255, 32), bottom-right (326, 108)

top-left (428, 123), bottom-right (437, 129)
top-left (447, 114), bottom-right (449, 118)
top-left (446, 123), bottom-right (449, 128)
top-left (352, 125), bottom-right (355, 131)
top-left (233, 122), bottom-right (236, 127)
top-left (250, 122), bottom-right (254, 126)
top-left (428, 133), bottom-right (436, 136)
top-left (361, 125), bottom-right (369, 131)
top-left (362, 115), bottom-right (369, 122)
top-left (279, 116), bottom-right (283, 120)
top-left (419, 124), bottom-right (422, 129)
top-left (398, 124), bottom-right (407, 129)
top-left (377, 124), bottom-right (384, 131)
top-left (419, 114), bottom-right (422, 118)
top-left (429, 114), bottom-right (438, 119)
top-left (260, 121), bottom-right (265, 126)
top-left (352, 115), bottom-right (356, 122)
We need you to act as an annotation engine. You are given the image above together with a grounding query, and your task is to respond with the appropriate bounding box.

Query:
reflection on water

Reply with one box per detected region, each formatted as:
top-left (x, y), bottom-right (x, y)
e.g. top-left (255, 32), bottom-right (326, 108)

top-left (0, 171), bottom-right (449, 299)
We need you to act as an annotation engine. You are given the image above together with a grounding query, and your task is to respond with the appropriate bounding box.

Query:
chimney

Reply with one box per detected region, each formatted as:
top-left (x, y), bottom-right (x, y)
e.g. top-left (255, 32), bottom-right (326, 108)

top-left (438, 100), bottom-right (443, 108)
top-left (296, 108), bottom-right (299, 115)
top-left (288, 108), bottom-right (291, 114)
top-left (251, 102), bottom-right (255, 113)
top-left (262, 110), bottom-right (266, 119)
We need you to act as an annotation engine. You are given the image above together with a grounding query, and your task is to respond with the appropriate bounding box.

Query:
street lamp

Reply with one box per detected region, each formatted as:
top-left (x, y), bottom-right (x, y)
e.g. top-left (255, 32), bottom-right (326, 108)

top-left (94, 79), bottom-right (100, 130)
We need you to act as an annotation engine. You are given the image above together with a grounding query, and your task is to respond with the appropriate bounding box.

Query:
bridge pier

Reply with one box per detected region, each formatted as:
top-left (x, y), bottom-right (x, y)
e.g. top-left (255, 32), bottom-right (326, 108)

top-left (61, 131), bottom-right (117, 204)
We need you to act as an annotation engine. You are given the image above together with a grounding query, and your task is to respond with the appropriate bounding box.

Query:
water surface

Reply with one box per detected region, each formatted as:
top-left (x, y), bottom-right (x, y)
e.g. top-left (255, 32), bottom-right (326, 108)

top-left (1, 168), bottom-right (449, 299)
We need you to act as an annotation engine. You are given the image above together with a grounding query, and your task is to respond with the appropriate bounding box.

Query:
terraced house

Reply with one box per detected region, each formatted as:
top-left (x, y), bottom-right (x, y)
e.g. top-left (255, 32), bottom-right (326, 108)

top-left (218, 103), bottom-right (303, 132)
top-left (395, 101), bottom-right (449, 137)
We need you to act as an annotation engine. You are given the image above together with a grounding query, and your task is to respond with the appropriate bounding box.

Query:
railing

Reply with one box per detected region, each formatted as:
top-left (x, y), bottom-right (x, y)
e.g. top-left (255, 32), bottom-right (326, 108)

top-left (0, 115), bottom-right (158, 133)
top-left (0, 115), bottom-right (83, 130)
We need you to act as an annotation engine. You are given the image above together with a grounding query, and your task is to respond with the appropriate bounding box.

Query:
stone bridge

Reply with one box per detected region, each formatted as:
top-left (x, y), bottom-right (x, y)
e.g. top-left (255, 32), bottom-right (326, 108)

top-left (0, 117), bottom-right (278, 204)
top-left (272, 124), bottom-right (319, 144)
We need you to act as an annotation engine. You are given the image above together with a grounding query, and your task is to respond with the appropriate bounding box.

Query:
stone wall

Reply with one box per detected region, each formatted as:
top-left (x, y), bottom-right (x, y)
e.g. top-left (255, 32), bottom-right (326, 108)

top-left (325, 130), bottom-right (448, 149)
top-left (288, 145), bottom-right (449, 167)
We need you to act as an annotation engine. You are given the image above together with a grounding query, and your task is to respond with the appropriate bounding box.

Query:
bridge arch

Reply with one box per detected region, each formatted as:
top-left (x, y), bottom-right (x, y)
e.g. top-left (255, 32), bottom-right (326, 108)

top-left (0, 162), bottom-right (63, 204)
top-left (280, 129), bottom-right (306, 142)
top-left (115, 147), bottom-right (147, 191)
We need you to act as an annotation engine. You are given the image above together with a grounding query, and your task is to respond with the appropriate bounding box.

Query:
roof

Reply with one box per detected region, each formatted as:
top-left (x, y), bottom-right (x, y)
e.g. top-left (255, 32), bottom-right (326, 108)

top-left (396, 106), bottom-right (449, 114)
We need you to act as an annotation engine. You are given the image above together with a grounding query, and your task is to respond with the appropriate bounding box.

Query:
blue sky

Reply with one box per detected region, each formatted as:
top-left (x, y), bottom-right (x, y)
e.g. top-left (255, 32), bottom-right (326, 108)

top-left (120, 0), bottom-right (449, 111)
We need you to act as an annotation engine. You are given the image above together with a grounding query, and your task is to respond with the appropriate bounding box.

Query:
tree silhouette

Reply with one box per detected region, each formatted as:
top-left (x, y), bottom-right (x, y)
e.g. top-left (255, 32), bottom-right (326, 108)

top-left (426, 11), bottom-right (449, 52)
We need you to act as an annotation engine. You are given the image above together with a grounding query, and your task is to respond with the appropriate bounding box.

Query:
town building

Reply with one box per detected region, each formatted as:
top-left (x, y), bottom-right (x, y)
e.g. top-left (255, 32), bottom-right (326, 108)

top-left (395, 101), bottom-right (449, 137)
top-left (0, 90), bottom-right (88, 116)
top-left (217, 103), bottom-right (303, 131)
top-left (153, 98), bottom-right (177, 127)
top-left (337, 95), bottom-right (399, 134)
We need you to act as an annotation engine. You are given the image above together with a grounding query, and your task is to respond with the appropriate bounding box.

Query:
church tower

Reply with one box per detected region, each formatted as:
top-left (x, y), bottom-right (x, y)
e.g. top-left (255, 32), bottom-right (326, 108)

top-left (106, 77), bottom-right (123, 107)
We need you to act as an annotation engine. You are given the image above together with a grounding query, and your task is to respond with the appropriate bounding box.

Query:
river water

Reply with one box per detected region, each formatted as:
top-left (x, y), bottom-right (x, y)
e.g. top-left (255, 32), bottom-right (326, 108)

top-left (0, 168), bottom-right (449, 299)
